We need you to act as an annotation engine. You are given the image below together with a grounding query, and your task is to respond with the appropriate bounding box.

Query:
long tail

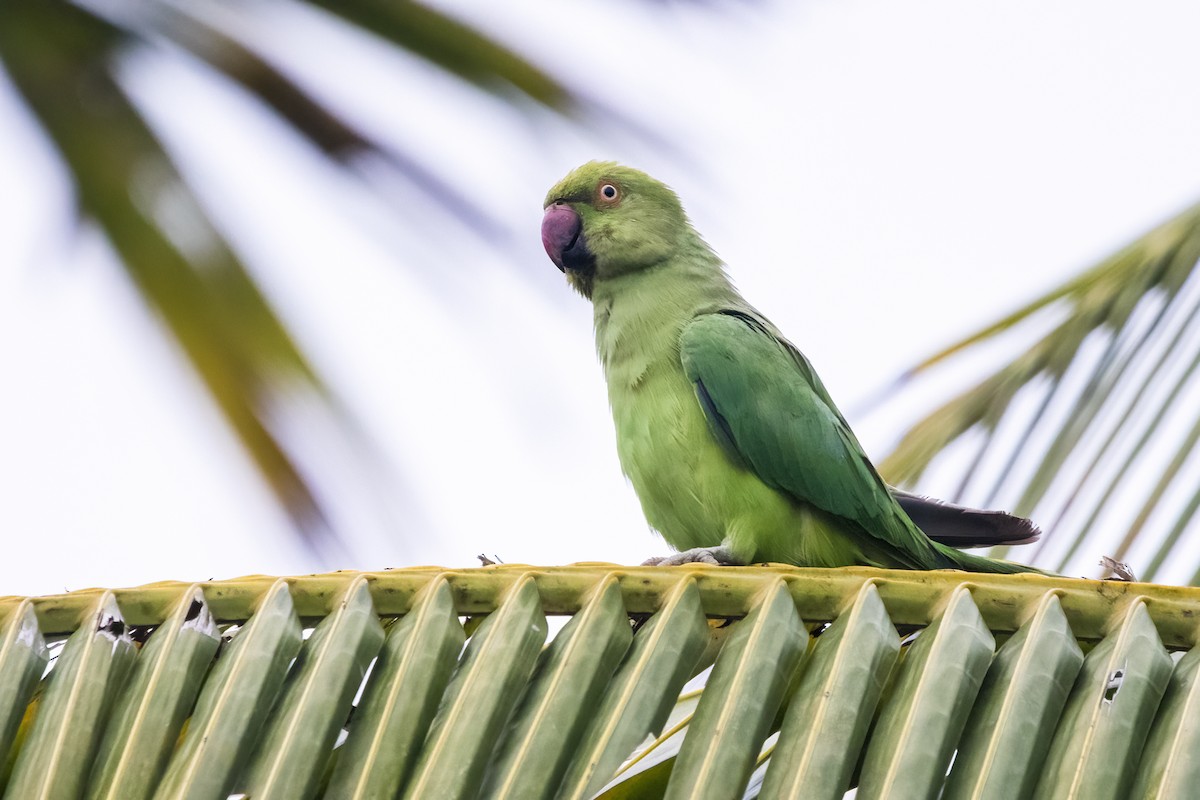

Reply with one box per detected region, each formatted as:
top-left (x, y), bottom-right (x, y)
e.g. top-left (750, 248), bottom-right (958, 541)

top-left (892, 489), bottom-right (1041, 548)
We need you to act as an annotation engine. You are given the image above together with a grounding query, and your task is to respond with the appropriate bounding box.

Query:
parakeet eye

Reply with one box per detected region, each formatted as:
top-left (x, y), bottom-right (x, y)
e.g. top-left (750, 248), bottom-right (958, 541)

top-left (599, 183), bottom-right (619, 202)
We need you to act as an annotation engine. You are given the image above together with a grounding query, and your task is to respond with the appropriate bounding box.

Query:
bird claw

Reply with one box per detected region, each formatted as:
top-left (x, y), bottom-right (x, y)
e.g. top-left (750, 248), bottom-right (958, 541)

top-left (1099, 556), bottom-right (1137, 582)
top-left (642, 546), bottom-right (743, 567)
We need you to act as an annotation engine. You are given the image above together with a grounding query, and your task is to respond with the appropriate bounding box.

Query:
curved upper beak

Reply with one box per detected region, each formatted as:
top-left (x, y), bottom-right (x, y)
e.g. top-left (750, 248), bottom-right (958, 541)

top-left (541, 202), bottom-right (590, 272)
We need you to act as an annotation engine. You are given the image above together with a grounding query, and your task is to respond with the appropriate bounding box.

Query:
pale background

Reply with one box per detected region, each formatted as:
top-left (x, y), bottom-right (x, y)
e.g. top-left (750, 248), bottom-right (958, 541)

top-left (3, 0), bottom-right (1200, 595)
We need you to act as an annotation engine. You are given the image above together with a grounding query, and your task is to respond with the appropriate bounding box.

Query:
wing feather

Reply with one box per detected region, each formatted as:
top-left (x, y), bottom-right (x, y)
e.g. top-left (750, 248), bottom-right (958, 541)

top-left (679, 310), bottom-right (944, 565)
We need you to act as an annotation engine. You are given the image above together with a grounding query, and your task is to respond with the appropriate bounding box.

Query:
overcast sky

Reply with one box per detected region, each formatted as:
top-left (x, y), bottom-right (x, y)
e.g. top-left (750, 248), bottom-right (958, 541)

top-left (3, 0), bottom-right (1200, 596)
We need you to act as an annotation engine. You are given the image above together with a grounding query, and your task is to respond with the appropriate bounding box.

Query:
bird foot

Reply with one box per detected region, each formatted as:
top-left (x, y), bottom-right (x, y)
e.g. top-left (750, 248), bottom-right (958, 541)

top-left (642, 546), bottom-right (743, 567)
top-left (1099, 556), bottom-right (1137, 582)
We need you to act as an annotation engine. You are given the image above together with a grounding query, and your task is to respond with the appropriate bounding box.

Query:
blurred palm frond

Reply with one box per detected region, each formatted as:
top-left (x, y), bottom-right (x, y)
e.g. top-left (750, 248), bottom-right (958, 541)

top-left (879, 200), bottom-right (1200, 582)
top-left (0, 0), bottom-right (582, 557)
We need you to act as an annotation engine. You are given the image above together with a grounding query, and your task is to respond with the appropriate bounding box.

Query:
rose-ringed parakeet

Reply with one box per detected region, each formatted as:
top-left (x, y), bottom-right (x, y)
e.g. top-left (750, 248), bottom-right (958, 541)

top-left (541, 161), bottom-right (1040, 574)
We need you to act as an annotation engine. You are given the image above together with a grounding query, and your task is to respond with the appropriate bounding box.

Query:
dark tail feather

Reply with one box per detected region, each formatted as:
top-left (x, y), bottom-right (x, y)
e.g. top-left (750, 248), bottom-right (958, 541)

top-left (892, 488), bottom-right (1041, 549)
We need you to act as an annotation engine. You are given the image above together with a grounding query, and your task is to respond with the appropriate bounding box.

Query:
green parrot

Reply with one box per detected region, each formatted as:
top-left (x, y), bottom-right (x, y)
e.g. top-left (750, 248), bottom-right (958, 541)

top-left (541, 161), bottom-right (1041, 573)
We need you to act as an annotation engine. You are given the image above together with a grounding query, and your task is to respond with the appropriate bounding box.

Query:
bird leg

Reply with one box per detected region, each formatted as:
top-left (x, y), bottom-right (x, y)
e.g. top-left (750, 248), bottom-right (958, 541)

top-left (642, 546), bottom-right (743, 567)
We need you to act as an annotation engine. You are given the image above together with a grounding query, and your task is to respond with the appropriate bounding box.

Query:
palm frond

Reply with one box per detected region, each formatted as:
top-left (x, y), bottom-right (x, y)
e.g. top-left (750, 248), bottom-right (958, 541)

top-left (0, 0), bottom-right (584, 558)
top-left (0, 0), bottom-right (345, 550)
top-left (309, 0), bottom-right (571, 107)
top-left (877, 200), bottom-right (1200, 582)
top-left (6, 564), bottom-right (1200, 797)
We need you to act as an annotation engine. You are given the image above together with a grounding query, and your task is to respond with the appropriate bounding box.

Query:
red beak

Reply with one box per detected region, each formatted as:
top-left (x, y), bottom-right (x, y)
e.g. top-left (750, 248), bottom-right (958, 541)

top-left (542, 202), bottom-right (585, 272)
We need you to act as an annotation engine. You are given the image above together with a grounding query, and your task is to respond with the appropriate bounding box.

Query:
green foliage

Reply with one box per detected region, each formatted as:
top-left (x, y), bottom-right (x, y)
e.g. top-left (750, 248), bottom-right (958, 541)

top-left (5, 593), bottom-right (136, 798)
top-left (4, 564), bottom-right (1200, 798)
top-left (0, 0), bottom-right (580, 556)
top-left (879, 201), bottom-right (1200, 581)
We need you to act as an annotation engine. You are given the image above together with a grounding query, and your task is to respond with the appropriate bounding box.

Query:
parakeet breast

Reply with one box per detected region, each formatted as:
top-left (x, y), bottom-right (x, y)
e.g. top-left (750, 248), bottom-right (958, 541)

top-left (606, 343), bottom-right (731, 550)
top-left (591, 265), bottom-right (810, 563)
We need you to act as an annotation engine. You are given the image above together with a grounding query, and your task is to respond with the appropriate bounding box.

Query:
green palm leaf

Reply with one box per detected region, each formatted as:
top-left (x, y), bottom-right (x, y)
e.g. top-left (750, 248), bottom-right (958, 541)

top-left (8, 564), bottom-right (1200, 798)
top-left (0, 0), bottom-right (582, 557)
top-left (877, 200), bottom-right (1200, 582)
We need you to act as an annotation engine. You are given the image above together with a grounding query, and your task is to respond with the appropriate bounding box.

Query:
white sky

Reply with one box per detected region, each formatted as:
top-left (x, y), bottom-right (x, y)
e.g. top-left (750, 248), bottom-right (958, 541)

top-left (3, 0), bottom-right (1200, 596)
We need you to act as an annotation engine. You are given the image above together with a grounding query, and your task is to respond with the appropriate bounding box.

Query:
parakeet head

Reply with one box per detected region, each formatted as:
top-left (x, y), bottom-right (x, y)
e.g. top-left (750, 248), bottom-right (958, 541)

top-left (542, 161), bottom-right (688, 297)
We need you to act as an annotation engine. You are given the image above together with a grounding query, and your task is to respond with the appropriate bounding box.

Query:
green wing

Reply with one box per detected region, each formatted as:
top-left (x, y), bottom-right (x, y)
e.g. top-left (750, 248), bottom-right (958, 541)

top-left (679, 310), bottom-right (946, 568)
